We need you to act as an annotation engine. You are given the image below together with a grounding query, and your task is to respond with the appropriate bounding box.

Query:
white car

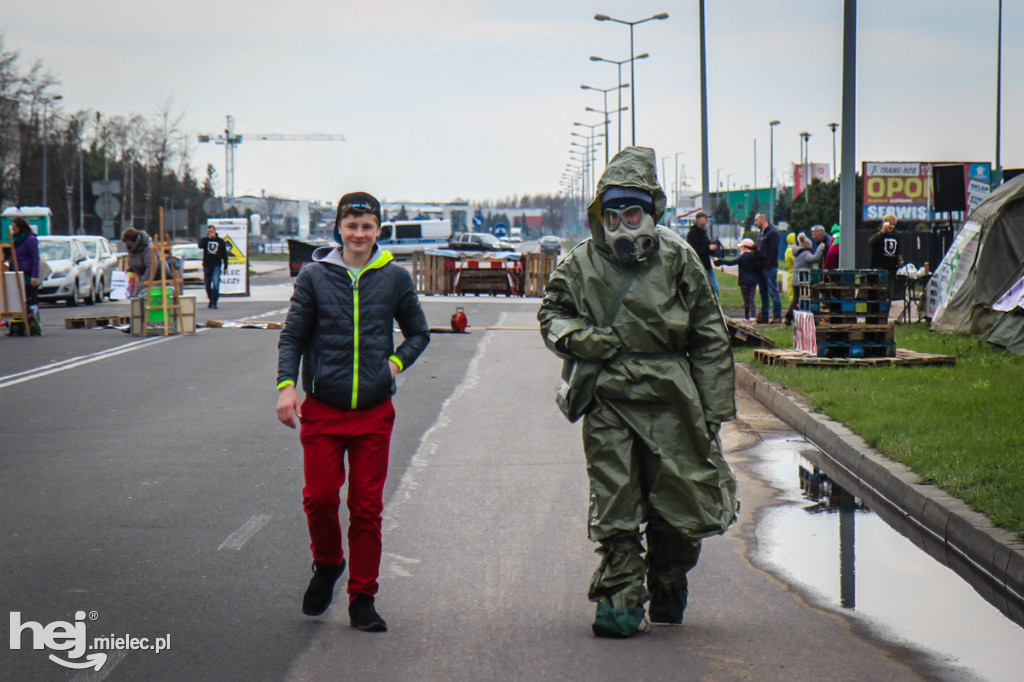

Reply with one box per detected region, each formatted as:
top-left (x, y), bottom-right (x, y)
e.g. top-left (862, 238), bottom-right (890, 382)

top-left (77, 235), bottom-right (118, 302)
top-left (171, 244), bottom-right (205, 284)
top-left (37, 236), bottom-right (96, 306)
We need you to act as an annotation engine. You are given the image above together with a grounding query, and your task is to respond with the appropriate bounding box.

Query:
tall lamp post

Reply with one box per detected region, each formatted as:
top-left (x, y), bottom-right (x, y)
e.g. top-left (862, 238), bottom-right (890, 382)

top-left (574, 121), bottom-right (605, 193)
top-left (768, 120), bottom-right (780, 224)
top-left (799, 131), bottom-right (811, 202)
top-left (582, 82), bottom-right (629, 165)
top-left (41, 94), bottom-right (63, 207)
top-left (594, 13), bottom-right (669, 145)
top-left (827, 122), bottom-right (839, 181)
top-left (590, 54), bottom-right (648, 152)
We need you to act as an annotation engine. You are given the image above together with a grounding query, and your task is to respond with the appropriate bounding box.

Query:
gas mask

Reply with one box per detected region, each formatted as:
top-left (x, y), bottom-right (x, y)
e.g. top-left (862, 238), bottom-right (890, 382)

top-left (603, 204), bottom-right (657, 265)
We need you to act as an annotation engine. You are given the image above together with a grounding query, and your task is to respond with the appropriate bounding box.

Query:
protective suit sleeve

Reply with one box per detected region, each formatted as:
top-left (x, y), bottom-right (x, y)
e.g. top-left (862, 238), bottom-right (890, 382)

top-left (681, 252), bottom-right (737, 425)
top-left (538, 252), bottom-right (623, 362)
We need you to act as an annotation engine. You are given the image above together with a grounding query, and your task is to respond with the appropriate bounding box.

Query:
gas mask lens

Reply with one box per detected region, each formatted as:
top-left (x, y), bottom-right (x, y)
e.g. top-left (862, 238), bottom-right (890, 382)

top-left (603, 205), bottom-right (647, 230)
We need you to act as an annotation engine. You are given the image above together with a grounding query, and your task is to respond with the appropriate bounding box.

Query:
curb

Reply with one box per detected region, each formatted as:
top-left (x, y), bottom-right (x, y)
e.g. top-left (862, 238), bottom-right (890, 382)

top-left (736, 362), bottom-right (1024, 627)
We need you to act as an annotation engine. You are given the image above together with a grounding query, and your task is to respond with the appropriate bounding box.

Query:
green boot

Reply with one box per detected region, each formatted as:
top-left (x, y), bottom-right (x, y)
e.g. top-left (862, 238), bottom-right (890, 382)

top-left (592, 602), bottom-right (646, 639)
top-left (648, 586), bottom-right (688, 624)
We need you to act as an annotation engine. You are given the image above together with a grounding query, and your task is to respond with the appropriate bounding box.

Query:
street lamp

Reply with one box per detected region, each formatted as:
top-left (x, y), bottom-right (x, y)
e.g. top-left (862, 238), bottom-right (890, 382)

top-left (769, 120), bottom-right (780, 223)
top-left (799, 131), bottom-right (811, 202)
top-left (590, 54), bottom-right (648, 152)
top-left (827, 122), bottom-right (839, 181)
top-left (41, 94), bottom-right (63, 207)
top-left (582, 82), bottom-right (629, 165)
top-left (593, 12), bottom-right (668, 145)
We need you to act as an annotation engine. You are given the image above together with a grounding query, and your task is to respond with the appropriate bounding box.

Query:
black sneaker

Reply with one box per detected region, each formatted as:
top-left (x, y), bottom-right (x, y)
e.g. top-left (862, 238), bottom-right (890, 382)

top-left (301, 559), bottom-right (346, 616)
top-left (349, 594), bottom-right (387, 632)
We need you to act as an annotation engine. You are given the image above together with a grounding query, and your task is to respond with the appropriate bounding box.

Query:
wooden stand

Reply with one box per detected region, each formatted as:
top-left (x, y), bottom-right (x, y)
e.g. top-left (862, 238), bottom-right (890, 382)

top-left (135, 209), bottom-right (184, 337)
top-left (1, 241), bottom-right (34, 336)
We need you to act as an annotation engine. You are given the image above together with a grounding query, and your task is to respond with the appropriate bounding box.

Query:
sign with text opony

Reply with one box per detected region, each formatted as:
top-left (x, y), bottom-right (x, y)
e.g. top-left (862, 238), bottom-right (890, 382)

top-left (206, 219), bottom-right (249, 296)
top-left (861, 161), bottom-right (991, 222)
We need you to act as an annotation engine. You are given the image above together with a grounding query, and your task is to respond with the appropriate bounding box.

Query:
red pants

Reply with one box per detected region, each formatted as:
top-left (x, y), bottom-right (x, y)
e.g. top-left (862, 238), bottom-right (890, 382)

top-left (299, 395), bottom-right (395, 598)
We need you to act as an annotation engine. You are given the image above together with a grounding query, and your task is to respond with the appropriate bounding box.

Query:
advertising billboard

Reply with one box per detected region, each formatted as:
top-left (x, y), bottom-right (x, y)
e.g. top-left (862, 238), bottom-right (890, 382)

top-left (862, 162), bottom-right (991, 221)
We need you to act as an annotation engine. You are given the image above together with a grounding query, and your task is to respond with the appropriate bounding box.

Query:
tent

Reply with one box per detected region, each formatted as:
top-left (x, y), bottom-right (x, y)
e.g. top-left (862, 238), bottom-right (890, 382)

top-left (929, 174), bottom-right (1024, 335)
top-left (985, 272), bottom-right (1024, 354)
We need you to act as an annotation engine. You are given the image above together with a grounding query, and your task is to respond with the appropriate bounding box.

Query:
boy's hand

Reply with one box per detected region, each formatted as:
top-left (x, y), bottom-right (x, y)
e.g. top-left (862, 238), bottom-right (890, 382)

top-left (389, 360), bottom-right (400, 378)
top-left (276, 385), bottom-right (302, 428)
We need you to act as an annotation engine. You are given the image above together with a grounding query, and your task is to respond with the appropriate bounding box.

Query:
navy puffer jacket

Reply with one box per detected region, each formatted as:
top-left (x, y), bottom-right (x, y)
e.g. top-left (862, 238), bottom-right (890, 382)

top-left (277, 246), bottom-right (430, 411)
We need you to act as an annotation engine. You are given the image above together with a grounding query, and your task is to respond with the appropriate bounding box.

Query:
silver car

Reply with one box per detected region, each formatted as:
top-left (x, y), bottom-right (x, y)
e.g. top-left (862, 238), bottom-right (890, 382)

top-left (37, 236), bottom-right (96, 306)
top-left (77, 235), bottom-right (118, 303)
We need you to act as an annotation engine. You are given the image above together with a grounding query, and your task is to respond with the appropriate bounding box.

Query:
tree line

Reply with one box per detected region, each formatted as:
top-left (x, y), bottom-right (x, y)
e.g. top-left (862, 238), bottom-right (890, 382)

top-left (1, 34), bottom-right (213, 239)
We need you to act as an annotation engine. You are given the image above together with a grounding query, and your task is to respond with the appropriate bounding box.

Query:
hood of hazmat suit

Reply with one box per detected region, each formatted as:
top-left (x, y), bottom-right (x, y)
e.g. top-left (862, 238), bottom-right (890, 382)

top-left (538, 146), bottom-right (739, 543)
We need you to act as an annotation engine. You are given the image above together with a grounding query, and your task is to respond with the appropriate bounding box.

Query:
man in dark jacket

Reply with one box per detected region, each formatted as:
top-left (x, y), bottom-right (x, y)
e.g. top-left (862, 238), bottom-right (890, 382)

top-left (197, 224), bottom-right (230, 308)
top-left (754, 213), bottom-right (782, 323)
top-left (276, 191), bottom-right (429, 631)
top-left (686, 209), bottom-right (719, 297)
top-left (869, 213), bottom-right (903, 300)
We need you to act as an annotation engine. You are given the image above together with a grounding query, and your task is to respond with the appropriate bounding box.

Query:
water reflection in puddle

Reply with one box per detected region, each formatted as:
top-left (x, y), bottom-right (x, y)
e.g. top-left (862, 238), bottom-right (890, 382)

top-left (750, 437), bottom-right (1024, 682)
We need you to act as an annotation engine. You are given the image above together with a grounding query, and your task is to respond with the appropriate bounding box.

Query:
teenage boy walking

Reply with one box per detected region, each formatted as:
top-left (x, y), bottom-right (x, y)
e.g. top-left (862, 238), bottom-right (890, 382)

top-left (276, 191), bottom-right (430, 631)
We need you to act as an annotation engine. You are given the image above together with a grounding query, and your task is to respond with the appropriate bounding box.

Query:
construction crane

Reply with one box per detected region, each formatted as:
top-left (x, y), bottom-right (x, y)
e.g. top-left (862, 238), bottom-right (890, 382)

top-left (198, 115), bottom-right (345, 198)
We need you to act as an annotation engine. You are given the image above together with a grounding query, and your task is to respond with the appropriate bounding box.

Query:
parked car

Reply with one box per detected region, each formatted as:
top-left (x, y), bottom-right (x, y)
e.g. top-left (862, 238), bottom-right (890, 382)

top-left (539, 235), bottom-right (562, 254)
top-left (77, 235), bottom-right (118, 302)
top-left (36, 236), bottom-right (96, 306)
top-left (448, 232), bottom-right (515, 252)
top-left (171, 243), bottom-right (205, 284)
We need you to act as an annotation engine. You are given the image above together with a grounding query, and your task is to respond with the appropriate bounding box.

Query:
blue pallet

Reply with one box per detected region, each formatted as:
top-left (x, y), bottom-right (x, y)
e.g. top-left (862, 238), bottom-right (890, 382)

top-left (798, 269), bottom-right (888, 285)
top-left (800, 299), bottom-right (891, 313)
top-left (817, 341), bottom-right (896, 358)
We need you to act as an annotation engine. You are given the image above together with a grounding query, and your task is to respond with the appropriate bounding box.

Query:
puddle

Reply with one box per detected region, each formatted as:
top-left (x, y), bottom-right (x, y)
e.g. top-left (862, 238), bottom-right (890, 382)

top-left (750, 438), bottom-right (1024, 682)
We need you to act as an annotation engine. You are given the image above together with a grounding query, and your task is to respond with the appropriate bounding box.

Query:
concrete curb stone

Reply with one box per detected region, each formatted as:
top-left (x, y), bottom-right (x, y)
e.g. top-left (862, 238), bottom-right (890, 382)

top-left (735, 361), bottom-right (1024, 626)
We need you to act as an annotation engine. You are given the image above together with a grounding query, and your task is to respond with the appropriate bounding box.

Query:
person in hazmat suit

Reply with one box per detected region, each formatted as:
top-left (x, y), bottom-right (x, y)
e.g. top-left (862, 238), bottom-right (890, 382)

top-left (538, 146), bottom-right (738, 638)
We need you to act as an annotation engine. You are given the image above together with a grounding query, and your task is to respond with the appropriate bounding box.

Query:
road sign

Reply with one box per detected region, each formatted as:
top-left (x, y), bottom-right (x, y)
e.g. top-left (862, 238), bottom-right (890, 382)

top-left (94, 195), bottom-right (120, 220)
top-left (493, 223), bottom-right (508, 238)
top-left (472, 215), bottom-right (484, 227)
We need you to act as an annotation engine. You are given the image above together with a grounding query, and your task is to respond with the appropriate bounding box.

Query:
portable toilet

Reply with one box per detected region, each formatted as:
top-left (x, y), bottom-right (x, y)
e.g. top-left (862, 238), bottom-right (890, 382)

top-left (1, 206), bottom-right (53, 241)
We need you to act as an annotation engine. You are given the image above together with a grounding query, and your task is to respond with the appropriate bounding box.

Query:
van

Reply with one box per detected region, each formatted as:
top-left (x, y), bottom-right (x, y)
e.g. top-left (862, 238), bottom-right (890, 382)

top-left (378, 219), bottom-right (452, 257)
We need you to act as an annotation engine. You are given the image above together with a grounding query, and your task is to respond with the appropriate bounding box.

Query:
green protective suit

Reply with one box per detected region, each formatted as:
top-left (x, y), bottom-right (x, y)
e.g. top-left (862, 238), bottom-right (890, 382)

top-left (538, 147), bottom-right (739, 623)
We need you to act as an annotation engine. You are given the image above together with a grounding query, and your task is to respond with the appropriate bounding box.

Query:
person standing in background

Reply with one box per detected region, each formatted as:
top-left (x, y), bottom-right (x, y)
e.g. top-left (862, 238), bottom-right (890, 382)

top-left (4, 217), bottom-right (42, 336)
top-left (198, 225), bottom-right (230, 309)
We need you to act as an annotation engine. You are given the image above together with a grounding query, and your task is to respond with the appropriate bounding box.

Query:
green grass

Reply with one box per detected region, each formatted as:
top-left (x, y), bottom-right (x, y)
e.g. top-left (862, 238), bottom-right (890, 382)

top-left (731, 316), bottom-right (1024, 538)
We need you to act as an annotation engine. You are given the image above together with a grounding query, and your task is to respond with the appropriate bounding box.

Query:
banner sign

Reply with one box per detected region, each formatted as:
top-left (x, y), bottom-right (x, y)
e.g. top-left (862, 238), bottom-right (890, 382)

top-left (862, 161), bottom-right (991, 221)
top-left (926, 219), bottom-right (982, 321)
top-left (207, 218), bottom-right (249, 296)
top-left (792, 163), bottom-right (830, 198)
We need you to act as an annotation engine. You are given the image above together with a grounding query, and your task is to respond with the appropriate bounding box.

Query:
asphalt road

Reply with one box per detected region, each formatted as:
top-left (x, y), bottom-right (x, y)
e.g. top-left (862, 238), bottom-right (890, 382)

top-left (1, 269), bottom-right (952, 681)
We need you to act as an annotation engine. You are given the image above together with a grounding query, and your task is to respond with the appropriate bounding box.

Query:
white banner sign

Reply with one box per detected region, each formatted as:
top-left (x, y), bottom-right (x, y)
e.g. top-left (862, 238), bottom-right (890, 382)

top-left (207, 219), bottom-right (249, 296)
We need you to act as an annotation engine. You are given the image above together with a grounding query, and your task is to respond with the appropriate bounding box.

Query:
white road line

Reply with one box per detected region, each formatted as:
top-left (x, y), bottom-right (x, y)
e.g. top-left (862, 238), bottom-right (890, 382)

top-left (70, 649), bottom-right (128, 681)
top-left (218, 513), bottom-right (272, 551)
top-left (0, 336), bottom-right (177, 389)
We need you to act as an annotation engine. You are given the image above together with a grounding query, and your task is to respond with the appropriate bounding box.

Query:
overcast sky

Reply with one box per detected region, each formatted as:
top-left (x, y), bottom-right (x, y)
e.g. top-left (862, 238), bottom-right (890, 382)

top-left (4, 0), bottom-right (1020, 206)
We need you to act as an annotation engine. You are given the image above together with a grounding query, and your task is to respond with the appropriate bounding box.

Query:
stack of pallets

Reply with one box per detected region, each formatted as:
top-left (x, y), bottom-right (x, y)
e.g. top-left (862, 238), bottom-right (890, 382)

top-left (796, 269), bottom-right (895, 359)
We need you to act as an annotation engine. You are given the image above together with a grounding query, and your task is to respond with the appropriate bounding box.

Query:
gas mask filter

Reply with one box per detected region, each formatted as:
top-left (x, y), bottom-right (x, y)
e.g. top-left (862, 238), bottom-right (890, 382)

top-left (601, 188), bottom-right (656, 265)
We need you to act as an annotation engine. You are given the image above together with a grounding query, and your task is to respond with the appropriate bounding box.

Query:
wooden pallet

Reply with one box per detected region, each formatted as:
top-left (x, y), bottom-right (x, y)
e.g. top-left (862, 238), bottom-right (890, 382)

top-left (797, 283), bottom-right (888, 301)
top-left (753, 348), bottom-right (956, 368)
top-left (725, 317), bottom-right (775, 348)
top-left (816, 324), bottom-right (895, 344)
top-left (65, 315), bottom-right (131, 329)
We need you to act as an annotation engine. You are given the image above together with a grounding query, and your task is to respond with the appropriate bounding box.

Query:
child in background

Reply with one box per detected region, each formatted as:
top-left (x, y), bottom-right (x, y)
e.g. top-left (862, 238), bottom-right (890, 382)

top-left (715, 238), bottom-right (759, 322)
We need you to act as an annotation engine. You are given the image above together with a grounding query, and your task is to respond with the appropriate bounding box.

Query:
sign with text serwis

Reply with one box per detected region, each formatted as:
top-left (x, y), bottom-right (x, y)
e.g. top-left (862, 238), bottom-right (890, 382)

top-left (861, 161), bottom-right (991, 222)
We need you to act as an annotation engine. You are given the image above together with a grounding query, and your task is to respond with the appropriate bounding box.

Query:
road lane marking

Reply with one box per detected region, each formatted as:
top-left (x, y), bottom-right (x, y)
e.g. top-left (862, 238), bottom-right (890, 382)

top-left (0, 336), bottom-right (178, 389)
top-left (218, 513), bottom-right (272, 550)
